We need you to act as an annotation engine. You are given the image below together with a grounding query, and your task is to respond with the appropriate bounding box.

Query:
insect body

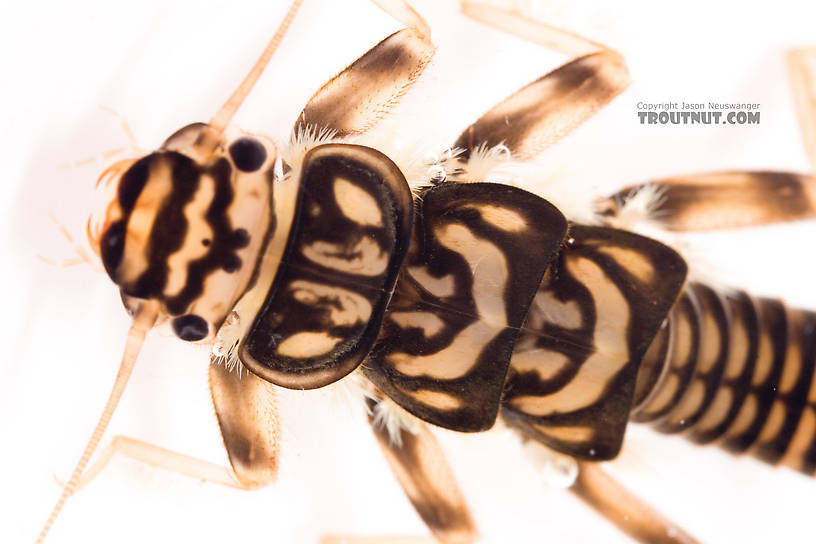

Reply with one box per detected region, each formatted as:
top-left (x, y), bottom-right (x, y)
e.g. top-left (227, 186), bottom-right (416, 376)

top-left (20, 1), bottom-right (816, 543)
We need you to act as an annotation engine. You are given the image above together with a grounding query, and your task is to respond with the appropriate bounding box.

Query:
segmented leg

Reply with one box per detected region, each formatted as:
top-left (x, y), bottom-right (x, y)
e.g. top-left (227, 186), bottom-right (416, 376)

top-left (370, 0), bottom-right (431, 38)
top-left (66, 362), bottom-right (281, 492)
top-left (365, 396), bottom-right (478, 544)
top-left (292, 0), bottom-right (434, 139)
top-left (453, 1), bottom-right (630, 160)
top-left (597, 48), bottom-right (816, 231)
top-left (789, 48), bottom-right (816, 172)
top-left (209, 361), bottom-right (280, 488)
top-left (570, 461), bottom-right (701, 544)
top-left (597, 171), bottom-right (816, 231)
top-left (63, 435), bottom-right (250, 492)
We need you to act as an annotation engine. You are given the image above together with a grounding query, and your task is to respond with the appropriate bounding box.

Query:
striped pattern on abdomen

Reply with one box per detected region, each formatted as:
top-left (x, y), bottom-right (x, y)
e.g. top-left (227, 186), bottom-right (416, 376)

top-left (632, 282), bottom-right (816, 474)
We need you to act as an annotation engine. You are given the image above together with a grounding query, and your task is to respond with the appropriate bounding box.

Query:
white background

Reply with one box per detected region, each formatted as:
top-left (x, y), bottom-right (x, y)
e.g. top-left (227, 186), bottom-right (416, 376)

top-left (3, 0), bottom-right (816, 543)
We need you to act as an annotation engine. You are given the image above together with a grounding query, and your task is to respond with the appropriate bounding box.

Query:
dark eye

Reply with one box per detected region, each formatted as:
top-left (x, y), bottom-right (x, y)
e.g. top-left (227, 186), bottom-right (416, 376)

top-left (100, 221), bottom-right (126, 280)
top-left (172, 314), bottom-right (209, 341)
top-left (229, 137), bottom-right (267, 172)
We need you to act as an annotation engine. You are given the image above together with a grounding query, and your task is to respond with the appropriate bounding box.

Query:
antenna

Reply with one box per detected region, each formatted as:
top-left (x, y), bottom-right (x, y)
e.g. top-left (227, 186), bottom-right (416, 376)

top-left (196, 0), bottom-right (305, 154)
top-left (35, 302), bottom-right (159, 543)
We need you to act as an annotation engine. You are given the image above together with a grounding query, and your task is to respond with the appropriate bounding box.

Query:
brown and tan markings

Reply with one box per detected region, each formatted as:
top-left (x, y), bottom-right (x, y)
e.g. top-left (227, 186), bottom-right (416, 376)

top-left (753, 308), bottom-right (816, 463)
top-left (595, 50), bottom-right (814, 233)
top-left (568, 460), bottom-right (701, 544)
top-left (502, 226), bottom-right (688, 459)
top-left (99, 133), bottom-right (276, 342)
top-left (586, 49), bottom-right (816, 476)
top-left (710, 297), bottom-right (786, 453)
top-left (598, 171), bottom-right (816, 231)
top-left (294, 28), bottom-right (435, 139)
top-left (630, 314), bottom-right (674, 413)
top-left (239, 144), bottom-right (414, 390)
top-left (780, 314), bottom-right (816, 473)
top-left (365, 397), bottom-right (477, 544)
top-left (453, 51), bottom-right (629, 161)
top-left (628, 281), bottom-right (816, 473)
top-left (363, 182), bottom-right (567, 432)
top-left (36, 1), bottom-right (816, 543)
top-left (631, 291), bottom-right (702, 424)
top-left (656, 284), bottom-right (730, 433)
top-left (209, 362), bottom-right (279, 488)
top-left (687, 290), bottom-right (760, 444)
